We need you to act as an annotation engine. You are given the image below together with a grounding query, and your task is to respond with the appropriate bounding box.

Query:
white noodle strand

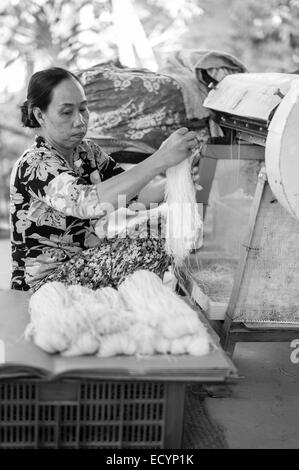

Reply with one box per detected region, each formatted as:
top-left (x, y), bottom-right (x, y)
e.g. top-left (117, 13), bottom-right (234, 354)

top-left (165, 153), bottom-right (203, 266)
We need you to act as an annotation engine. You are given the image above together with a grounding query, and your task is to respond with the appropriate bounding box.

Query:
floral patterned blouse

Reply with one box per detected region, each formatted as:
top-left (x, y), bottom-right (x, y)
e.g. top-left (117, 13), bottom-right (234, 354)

top-left (10, 135), bottom-right (124, 291)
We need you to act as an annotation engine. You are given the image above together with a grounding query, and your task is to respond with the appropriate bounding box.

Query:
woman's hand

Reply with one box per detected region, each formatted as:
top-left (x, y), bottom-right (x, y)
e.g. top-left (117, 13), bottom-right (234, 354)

top-left (155, 128), bottom-right (198, 171)
top-left (95, 128), bottom-right (200, 210)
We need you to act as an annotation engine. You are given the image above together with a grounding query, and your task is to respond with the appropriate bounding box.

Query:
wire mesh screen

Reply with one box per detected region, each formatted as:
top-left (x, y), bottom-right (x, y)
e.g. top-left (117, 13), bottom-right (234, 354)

top-left (191, 159), bottom-right (261, 303)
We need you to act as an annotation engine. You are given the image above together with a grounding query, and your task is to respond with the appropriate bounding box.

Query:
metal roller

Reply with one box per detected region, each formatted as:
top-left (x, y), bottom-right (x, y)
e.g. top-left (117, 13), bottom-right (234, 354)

top-left (266, 80), bottom-right (299, 221)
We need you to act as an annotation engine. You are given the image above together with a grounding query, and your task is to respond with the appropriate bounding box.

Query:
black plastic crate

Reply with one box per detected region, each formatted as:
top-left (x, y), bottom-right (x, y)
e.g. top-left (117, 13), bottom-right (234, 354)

top-left (0, 379), bottom-right (185, 449)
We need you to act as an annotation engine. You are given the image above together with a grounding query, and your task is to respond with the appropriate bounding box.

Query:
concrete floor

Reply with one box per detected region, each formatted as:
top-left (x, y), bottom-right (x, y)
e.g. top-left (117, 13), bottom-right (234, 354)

top-left (206, 342), bottom-right (299, 449)
top-left (1, 238), bottom-right (299, 449)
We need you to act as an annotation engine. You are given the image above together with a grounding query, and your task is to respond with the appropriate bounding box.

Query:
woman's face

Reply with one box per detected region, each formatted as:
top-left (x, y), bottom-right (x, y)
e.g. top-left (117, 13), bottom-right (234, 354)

top-left (38, 78), bottom-right (89, 151)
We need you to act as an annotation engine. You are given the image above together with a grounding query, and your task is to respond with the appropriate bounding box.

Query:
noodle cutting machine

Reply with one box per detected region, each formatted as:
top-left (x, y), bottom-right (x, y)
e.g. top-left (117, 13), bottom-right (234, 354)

top-left (195, 72), bottom-right (299, 355)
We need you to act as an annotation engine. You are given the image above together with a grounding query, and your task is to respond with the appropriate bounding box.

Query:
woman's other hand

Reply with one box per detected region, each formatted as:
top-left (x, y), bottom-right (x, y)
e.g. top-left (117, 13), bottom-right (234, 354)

top-left (156, 128), bottom-right (198, 171)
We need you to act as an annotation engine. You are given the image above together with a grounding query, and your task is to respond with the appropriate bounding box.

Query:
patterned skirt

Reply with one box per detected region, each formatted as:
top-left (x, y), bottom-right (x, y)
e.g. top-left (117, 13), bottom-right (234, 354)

top-left (32, 235), bottom-right (171, 293)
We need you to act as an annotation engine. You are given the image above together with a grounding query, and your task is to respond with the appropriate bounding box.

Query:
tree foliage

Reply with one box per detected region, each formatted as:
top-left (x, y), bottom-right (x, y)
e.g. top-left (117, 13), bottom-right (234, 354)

top-left (0, 0), bottom-right (114, 76)
top-left (230, 0), bottom-right (299, 72)
top-left (132, 0), bottom-right (203, 50)
top-left (0, 0), bottom-right (204, 77)
top-left (2, 0), bottom-right (299, 79)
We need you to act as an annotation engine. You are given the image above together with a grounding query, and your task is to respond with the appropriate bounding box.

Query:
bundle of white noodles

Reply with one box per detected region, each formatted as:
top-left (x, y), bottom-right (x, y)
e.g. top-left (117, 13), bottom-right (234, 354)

top-left (25, 282), bottom-right (136, 356)
top-left (116, 270), bottom-right (210, 357)
top-left (26, 271), bottom-right (210, 358)
top-left (165, 151), bottom-right (203, 266)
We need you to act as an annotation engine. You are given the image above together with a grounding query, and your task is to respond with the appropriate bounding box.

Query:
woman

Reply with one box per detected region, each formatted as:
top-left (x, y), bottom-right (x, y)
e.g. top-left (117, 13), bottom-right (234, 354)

top-left (10, 67), bottom-right (199, 292)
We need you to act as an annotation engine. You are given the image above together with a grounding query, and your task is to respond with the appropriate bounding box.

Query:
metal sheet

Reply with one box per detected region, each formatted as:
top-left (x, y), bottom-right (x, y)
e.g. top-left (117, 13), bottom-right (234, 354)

top-left (204, 73), bottom-right (298, 121)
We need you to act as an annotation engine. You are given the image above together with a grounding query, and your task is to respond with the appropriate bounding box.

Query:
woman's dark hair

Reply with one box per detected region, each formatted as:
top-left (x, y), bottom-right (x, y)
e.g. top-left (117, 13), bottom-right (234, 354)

top-left (20, 67), bottom-right (82, 128)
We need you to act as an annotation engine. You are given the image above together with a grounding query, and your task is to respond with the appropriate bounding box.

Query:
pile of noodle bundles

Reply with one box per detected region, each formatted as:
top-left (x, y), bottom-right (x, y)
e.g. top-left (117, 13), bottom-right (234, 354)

top-left (165, 150), bottom-right (203, 266)
top-left (25, 270), bottom-right (210, 358)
